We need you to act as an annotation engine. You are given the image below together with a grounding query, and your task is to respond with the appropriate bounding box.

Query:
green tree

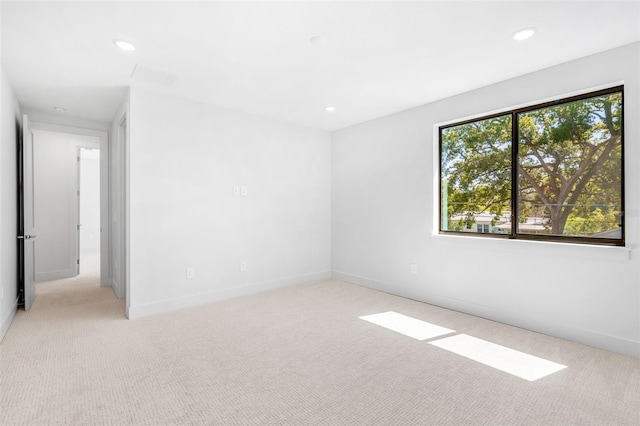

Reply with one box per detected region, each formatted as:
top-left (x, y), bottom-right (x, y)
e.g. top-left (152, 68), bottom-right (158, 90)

top-left (441, 115), bottom-right (512, 229)
top-left (441, 91), bottom-right (622, 237)
top-left (518, 93), bottom-right (622, 235)
top-left (564, 208), bottom-right (618, 236)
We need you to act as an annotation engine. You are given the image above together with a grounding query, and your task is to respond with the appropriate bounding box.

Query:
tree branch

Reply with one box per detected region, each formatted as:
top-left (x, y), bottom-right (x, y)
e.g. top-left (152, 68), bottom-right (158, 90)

top-left (518, 164), bottom-right (553, 208)
top-left (523, 142), bottom-right (559, 195)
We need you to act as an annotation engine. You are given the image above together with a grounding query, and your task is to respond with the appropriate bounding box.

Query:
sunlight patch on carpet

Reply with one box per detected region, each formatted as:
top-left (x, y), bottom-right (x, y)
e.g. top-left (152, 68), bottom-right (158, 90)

top-left (429, 334), bottom-right (567, 381)
top-left (359, 311), bottom-right (455, 340)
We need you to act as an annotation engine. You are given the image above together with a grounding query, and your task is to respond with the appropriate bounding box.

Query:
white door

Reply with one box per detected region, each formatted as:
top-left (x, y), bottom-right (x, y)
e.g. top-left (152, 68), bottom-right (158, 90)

top-left (22, 115), bottom-right (37, 311)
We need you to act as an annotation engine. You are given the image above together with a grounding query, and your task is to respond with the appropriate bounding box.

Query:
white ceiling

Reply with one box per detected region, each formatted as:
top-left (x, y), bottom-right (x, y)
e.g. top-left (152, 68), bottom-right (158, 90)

top-left (2, 1), bottom-right (639, 131)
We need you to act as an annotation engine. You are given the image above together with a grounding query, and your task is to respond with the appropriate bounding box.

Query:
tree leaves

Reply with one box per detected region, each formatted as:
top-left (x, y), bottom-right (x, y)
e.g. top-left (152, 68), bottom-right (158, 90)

top-left (441, 114), bottom-right (512, 222)
top-left (518, 93), bottom-right (622, 235)
top-left (441, 91), bottom-right (622, 238)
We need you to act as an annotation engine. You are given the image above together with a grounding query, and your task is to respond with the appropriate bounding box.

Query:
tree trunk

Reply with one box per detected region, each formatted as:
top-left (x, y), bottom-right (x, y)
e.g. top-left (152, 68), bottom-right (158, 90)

top-left (550, 207), bottom-right (564, 235)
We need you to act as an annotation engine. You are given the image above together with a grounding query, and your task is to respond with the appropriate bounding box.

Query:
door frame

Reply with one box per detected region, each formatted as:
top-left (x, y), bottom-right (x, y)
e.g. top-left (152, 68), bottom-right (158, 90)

top-left (18, 115), bottom-right (36, 310)
top-left (16, 119), bottom-right (24, 305)
top-left (76, 146), bottom-right (101, 276)
top-left (112, 110), bottom-right (129, 316)
top-left (109, 111), bottom-right (130, 304)
top-left (27, 122), bottom-right (111, 288)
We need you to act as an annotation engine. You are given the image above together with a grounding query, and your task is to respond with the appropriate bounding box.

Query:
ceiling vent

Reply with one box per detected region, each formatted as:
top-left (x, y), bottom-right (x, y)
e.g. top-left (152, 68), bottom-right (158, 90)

top-left (130, 64), bottom-right (178, 86)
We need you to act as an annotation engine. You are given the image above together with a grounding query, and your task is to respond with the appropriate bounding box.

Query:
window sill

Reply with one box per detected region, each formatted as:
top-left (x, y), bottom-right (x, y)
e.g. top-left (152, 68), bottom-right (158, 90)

top-left (431, 232), bottom-right (631, 262)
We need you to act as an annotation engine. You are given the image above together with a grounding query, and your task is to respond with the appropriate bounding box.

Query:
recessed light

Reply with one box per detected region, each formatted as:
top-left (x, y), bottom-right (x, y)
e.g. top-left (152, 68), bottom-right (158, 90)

top-left (310, 36), bottom-right (327, 46)
top-left (512, 27), bottom-right (536, 41)
top-left (324, 106), bottom-right (336, 113)
top-left (113, 39), bottom-right (136, 51)
top-left (53, 106), bottom-right (66, 113)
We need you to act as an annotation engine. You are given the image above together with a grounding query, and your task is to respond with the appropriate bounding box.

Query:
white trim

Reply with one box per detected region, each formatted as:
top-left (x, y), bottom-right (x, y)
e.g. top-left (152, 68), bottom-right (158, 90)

top-left (430, 233), bottom-right (631, 262)
top-left (434, 80), bottom-right (625, 129)
top-left (29, 121), bottom-right (111, 288)
top-left (127, 270), bottom-right (332, 319)
top-left (0, 301), bottom-right (17, 343)
top-left (29, 121), bottom-right (107, 140)
top-left (36, 270), bottom-right (77, 282)
top-left (332, 270), bottom-right (640, 359)
top-left (110, 91), bottom-right (130, 318)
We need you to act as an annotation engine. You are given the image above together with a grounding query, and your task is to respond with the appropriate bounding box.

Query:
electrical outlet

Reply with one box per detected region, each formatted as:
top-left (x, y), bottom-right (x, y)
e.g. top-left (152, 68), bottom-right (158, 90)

top-left (186, 267), bottom-right (195, 279)
top-left (233, 186), bottom-right (240, 196)
top-left (239, 261), bottom-right (247, 272)
top-left (240, 186), bottom-right (247, 196)
top-left (410, 263), bottom-right (418, 275)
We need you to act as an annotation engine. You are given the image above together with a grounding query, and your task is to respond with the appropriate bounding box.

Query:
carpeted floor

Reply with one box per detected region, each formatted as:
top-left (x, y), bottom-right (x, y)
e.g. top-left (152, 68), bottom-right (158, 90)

top-left (1, 258), bottom-right (638, 425)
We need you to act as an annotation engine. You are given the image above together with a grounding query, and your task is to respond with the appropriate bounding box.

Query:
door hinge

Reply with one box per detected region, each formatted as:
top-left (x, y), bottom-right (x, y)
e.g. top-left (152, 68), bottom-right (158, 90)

top-left (77, 259), bottom-right (80, 265)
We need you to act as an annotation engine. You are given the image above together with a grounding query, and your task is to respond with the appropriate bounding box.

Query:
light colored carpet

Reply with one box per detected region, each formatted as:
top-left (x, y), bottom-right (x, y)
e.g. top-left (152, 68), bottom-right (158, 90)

top-left (1, 266), bottom-right (638, 425)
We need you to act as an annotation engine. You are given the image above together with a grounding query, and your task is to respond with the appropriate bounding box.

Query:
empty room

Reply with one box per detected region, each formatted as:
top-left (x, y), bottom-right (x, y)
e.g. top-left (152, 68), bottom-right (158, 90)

top-left (1, 1), bottom-right (639, 425)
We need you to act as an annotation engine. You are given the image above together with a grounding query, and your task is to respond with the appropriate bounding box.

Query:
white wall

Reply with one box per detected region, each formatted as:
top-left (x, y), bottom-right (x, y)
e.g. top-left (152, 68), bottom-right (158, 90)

top-left (331, 43), bottom-right (640, 358)
top-left (23, 109), bottom-right (110, 132)
top-left (0, 65), bottom-right (21, 342)
top-left (127, 89), bottom-right (331, 318)
top-left (32, 130), bottom-right (100, 281)
top-left (79, 149), bottom-right (100, 252)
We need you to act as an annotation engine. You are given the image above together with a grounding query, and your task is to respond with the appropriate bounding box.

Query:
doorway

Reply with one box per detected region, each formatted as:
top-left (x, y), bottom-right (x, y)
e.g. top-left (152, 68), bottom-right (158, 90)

top-left (18, 119), bottom-right (121, 312)
top-left (78, 147), bottom-right (101, 278)
top-left (32, 130), bottom-right (99, 282)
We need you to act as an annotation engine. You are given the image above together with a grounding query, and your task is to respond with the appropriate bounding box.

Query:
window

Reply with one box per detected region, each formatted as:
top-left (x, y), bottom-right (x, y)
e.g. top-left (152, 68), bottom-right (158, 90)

top-left (440, 87), bottom-right (624, 246)
top-left (477, 224), bottom-right (490, 234)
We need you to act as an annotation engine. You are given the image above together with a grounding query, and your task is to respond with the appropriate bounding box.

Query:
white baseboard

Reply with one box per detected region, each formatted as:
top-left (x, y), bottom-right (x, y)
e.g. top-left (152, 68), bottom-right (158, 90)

top-left (0, 302), bottom-right (17, 343)
top-left (100, 277), bottom-right (113, 288)
top-left (332, 270), bottom-right (640, 359)
top-left (128, 270), bottom-right (332, 320)
top-left (36, 269), bottom-right (76, 282)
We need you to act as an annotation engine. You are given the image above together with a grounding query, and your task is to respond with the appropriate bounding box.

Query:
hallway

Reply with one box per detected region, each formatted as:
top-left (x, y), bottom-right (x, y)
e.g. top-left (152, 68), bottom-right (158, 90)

top-left (0, 250), bottom-right (131, 424)
top-left (32, 250), bottom-right (118, 313)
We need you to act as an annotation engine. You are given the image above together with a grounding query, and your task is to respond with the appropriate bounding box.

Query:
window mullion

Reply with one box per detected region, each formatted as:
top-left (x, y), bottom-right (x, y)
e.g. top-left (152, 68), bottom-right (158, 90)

top-left (511, 112), bottom-right (518, 238)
